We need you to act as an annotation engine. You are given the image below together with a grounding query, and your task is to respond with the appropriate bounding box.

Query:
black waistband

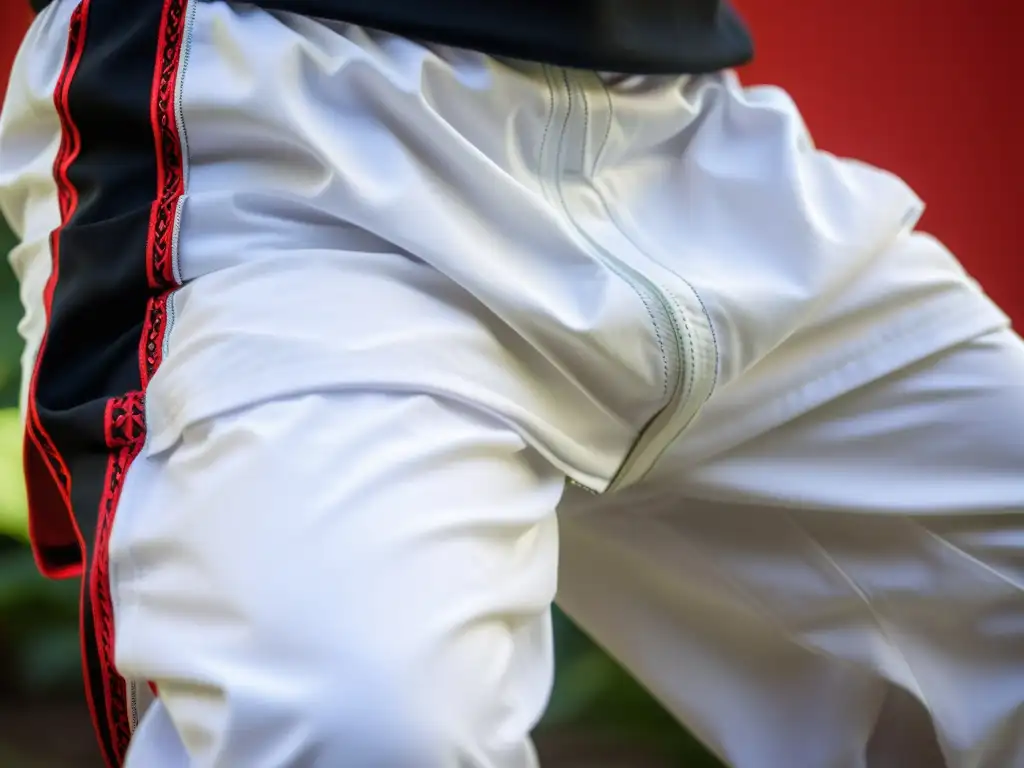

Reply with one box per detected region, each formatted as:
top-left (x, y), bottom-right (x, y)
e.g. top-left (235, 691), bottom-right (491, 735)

top-left (30, 0), bottom-right (753, 74)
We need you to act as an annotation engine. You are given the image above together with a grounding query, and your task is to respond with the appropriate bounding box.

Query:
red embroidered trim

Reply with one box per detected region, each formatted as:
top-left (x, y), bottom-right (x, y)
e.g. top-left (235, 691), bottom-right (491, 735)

top-left (86, 1), bottom-right (189, 763)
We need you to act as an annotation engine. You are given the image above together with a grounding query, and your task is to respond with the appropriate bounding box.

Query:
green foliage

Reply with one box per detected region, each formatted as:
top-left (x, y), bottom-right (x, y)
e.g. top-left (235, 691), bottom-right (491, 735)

top-left (0, 538), bottom-right (81, 697)
top-left (546, 610), bottom-right (724, 764)
top-left (0, 409), bottom-right (26, 539)
top-left (0, 217), bottom-right (19, 406)
top-left (1, 216), bottom-right (28, 538)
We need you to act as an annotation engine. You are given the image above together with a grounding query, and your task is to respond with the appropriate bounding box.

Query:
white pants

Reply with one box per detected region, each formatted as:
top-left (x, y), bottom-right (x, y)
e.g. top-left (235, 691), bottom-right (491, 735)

top-left (1, 1), bottom-right (1022, 767)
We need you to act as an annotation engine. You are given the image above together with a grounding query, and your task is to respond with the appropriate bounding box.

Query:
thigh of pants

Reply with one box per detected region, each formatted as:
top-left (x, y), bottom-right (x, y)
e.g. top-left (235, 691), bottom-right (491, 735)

top-left (114, 389), bottom-right (565, 768)
top-left (2, 2), bottom-right (1022, 767)
top-left (558, 326), bottom-right (1024, 768)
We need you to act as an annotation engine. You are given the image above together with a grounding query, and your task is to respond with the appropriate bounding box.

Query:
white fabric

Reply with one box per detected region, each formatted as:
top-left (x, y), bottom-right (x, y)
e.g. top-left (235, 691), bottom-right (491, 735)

top-left (1, 1), bottom-right (1022, 766)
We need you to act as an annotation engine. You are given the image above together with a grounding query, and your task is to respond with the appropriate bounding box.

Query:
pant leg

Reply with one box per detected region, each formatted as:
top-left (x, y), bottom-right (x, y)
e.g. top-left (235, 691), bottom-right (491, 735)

top-left (113, 389), bottom-right (564, 767)
top-left (559, 327), bottom-right (1024, 768)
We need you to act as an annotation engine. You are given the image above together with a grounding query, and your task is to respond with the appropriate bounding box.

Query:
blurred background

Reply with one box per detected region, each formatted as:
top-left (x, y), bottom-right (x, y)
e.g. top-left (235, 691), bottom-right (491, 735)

top-left (0, 0), bottom-right (1018, 766)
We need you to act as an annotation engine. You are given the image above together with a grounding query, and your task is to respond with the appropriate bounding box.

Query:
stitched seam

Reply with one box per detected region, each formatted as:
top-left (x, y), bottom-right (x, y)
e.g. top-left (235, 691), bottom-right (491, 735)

top-left (592, 75), bottom-right (614, 177)
top-left (578, 72), bottom-right (589, 173)
top-left (538, 65), bottom-right (557, 199)
top-left (596, 194), bottom-right (719, 400)
top-left (558, 69), bottom-right (671, 402)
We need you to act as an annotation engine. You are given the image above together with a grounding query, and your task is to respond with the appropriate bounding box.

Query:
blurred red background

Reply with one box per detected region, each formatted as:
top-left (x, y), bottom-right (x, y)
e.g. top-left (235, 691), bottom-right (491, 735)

top-left (736, 0), bottom-right (1021, 321)
top-left (1, 1), bottom-right (1020, 319)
